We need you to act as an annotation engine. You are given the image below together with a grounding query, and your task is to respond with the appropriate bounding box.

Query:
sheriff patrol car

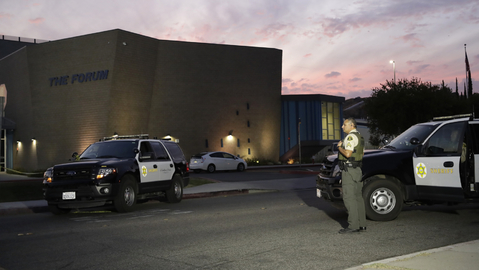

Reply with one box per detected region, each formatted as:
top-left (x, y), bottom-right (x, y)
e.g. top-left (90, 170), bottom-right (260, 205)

top-left (43, 134), bottom-right (189, 214)
top-left (317, 114), bottom-right (479, 221)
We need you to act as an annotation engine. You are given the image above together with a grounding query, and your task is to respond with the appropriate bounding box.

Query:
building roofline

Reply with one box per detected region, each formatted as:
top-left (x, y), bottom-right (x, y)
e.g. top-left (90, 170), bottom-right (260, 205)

top-left (281, 94), bottom-right (345, 103)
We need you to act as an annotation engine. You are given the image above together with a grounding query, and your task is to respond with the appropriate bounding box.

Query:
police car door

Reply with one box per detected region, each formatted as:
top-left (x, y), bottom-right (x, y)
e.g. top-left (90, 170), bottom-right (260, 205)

top-left (465, 122), bottom-right (479, 196)
top-left (138, 141), bottom-right (161, 183)
top-left (413, 121), bottom-right (466, 202)
top-left (150, 141), bottom-right (174, 181)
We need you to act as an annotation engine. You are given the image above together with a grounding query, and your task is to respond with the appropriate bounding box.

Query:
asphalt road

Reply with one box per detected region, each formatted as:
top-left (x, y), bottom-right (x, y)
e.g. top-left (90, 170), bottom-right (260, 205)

top-left (2, 187), bottom-right (479, 270)
top-left (191, 166), bottom-right (319, 182)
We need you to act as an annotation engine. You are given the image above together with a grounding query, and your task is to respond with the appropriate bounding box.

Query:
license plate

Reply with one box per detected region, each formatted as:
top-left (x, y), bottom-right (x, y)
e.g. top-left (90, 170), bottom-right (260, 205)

top-left (62, 192), bottom-right (76, 200)
top-left (316, 189), bottom-right (322, 198)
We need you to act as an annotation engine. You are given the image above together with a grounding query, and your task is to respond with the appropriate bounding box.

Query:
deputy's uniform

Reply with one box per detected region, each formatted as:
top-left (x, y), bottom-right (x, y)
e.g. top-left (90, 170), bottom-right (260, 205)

top-left (339, 129), bottom-right (366, 231)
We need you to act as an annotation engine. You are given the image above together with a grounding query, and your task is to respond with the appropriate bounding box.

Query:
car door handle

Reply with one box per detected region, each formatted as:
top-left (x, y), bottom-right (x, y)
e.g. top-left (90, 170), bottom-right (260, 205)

top-left (444, 161), bottom-right (454, 167)
top-left (153, 164), bottom-right (158, 168)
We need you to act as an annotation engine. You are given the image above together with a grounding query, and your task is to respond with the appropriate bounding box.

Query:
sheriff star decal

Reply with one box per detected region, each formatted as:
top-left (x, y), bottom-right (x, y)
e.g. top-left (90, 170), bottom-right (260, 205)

top-left (416, 163), bottom-right (427, 178)
top-left (141, 166), bottom-right (147, 177)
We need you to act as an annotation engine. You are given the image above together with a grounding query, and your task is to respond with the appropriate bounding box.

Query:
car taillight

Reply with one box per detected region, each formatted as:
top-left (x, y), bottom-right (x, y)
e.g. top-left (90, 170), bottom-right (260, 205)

top-left (186, 162), bottom-right (190, 172)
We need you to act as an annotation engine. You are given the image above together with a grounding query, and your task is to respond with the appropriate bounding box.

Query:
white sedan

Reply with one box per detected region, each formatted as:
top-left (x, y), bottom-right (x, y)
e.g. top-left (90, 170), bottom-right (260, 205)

top-left (189, 152), bottom-right (247, 173)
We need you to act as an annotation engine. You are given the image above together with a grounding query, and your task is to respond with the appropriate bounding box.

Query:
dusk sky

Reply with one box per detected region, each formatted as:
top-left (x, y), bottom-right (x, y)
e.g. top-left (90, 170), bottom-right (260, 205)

top-left (1, 0), bottom-right (478, 99)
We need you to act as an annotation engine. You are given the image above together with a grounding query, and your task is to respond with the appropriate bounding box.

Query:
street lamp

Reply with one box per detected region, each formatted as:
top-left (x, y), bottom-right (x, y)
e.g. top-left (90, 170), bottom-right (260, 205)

top-left (389, 60), bottom-right (396, 83)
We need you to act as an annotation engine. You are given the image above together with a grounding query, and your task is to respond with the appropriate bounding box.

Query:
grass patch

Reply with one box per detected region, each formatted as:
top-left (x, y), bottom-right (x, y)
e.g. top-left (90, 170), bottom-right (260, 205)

top-left (0, 177), bottom-right (215, 203)
top-left (186, 177), bottom-right (216, 188)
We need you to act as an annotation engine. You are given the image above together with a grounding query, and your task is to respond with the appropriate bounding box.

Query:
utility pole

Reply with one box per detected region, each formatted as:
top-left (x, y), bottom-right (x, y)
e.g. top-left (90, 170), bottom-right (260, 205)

top-left (298, 118), bottom-right (301, 167)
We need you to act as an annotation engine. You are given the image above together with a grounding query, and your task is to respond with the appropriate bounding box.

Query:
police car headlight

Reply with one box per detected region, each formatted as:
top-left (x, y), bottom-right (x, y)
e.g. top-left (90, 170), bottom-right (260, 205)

top-left (332, 164), bottom-right (341, 177)
top-left (97, 168), bottom-right (117, 179)
top-left (43, 168), bottom-right (53, 183)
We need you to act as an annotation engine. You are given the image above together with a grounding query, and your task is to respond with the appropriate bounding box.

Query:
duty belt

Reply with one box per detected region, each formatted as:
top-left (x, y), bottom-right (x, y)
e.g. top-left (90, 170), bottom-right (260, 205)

top-left (339, 160), bottom-right (362, 171)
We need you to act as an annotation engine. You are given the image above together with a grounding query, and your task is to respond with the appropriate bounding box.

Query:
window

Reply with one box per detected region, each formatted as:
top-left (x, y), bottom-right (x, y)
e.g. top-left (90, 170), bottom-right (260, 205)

top-left (210, 152), bottom-right (223, 158)
top-left (425, 122), bottom-right (465, 156)
top-left (140, 142), bottom-right (154, 161)
top-left (223, 153), bottom-right (234, 159)
top-left (322, 102), bottom-right (341, 140)
top-left (150, 141), bottom-right (169, 160)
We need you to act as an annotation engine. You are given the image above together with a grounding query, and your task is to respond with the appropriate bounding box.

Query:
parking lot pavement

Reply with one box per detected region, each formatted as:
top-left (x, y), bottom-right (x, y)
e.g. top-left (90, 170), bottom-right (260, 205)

top-left (2, 171), bottom-right (479, 269)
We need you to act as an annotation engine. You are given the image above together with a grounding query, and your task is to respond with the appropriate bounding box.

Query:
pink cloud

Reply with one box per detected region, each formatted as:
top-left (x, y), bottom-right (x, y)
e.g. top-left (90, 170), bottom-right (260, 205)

top-left (254, 22), bottom-right (294, 41)
top-left (408, 64), bottom-right (430, 75)
top-left (407, 60), bottom-right (423, 66)
top-left (349, 77), bottom-right (361, 82)
top-left (29, 17), bottom-right (45, 24)
top-left (304, 53), bottom-right (312, 57)
top-left (325, 71), bottom-right (341, 78)
top-left (0, 13), bottom-right (13, 19)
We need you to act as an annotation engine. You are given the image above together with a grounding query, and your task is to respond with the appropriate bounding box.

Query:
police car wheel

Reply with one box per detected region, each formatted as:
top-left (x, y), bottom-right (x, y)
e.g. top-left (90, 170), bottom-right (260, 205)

top-left (363, 179), bottom-right (403, 221)
top-left (166, 174), bottom-right (183, 203)
top-left (114, 176), bottom-right (137, 212)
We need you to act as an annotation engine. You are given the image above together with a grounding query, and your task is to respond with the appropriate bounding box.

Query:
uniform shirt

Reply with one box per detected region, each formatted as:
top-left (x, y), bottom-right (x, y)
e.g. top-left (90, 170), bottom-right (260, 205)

top-left (343, 129), bottom-right (359, 152)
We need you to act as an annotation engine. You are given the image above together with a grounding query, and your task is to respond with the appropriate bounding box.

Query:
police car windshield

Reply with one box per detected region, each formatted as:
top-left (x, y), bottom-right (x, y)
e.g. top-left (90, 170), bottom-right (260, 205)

top-left (80, 141), bottom-right (139, 159)
top-left (386, 123), bottom-right (439, 150)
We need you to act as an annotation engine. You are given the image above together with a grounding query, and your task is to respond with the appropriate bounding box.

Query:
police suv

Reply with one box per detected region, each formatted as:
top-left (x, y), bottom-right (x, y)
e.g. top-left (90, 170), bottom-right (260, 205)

top-left (317, 114), bottom-right (479, 221)
top-left (43, 134), bottom-right (189, 214)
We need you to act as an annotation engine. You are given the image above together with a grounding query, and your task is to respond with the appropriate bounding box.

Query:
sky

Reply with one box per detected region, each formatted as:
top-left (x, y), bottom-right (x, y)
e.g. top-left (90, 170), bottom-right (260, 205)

top-left (1, 0), bottom-right (478, 99)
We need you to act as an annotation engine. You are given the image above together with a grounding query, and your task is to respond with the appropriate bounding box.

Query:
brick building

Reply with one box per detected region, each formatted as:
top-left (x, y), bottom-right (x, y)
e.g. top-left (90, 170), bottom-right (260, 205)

top-left (0, 29), bottom-right (282, 171)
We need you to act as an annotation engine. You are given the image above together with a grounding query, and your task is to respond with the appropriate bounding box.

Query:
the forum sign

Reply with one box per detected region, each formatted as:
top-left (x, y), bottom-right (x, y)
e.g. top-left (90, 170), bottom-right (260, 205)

top-left (49, 70), bottom-right (109, 87)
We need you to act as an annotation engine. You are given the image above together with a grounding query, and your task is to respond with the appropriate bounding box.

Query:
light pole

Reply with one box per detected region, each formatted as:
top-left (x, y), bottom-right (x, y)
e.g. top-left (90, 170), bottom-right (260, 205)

top-left (389, 60), bottom-right (396, 83)
top-left (298, 118), bottom-right (301, 167)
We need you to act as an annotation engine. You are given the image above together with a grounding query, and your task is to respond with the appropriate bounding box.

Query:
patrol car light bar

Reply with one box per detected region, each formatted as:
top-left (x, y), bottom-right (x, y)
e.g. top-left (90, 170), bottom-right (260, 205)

top-left (101, 134), bottom-right (149, 141)
top-left (432, 114), bottom-right (472, 121)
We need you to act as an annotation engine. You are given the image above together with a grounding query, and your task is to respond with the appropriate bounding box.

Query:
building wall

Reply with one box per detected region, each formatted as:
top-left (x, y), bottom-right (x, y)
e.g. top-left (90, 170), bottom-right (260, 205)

top-left (0, 29), bottom-right (282, 171)
top-left (150, 40), bottom-right (282, 161)
top-left (0, 47), bottom-right (35, 170)
top-left (280, 94), bottom-right (345, 162)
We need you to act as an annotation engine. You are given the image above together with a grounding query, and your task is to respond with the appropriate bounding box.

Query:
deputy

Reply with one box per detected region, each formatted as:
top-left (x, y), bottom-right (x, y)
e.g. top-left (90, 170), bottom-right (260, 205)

top-left (337, 118), bottom-right (366, 234)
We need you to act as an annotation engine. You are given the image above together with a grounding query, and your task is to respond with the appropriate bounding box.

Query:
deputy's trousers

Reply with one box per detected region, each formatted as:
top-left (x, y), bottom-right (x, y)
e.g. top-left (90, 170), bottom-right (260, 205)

top-left (341, 167), bottom-right (366, 229)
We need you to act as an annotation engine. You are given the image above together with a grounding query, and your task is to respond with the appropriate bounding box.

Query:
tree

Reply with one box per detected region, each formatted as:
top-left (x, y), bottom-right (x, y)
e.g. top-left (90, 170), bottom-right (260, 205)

top-left (365, 77), bottom-right (466, 145)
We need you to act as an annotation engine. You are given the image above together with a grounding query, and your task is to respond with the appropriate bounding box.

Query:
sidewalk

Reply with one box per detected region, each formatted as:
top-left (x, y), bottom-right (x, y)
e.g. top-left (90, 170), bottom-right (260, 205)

top-left (1, 172), bottom-right (479, 269)
top-left (345, 239), bottom-right (479, 270)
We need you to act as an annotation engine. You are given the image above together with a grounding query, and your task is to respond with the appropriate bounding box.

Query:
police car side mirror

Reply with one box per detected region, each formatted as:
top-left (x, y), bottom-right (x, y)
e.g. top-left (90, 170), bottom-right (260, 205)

top-left (382, 137), bottom-right (389, 145)
top-left (410, 137), bottom-right (420, 145)
top-left (72, 152), bottom-right (78, 158)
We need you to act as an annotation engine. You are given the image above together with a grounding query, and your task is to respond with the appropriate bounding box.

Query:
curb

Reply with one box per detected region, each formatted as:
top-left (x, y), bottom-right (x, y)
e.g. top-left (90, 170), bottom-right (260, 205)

top-left (0, 189), bottom-right (252, 216)
top-left (183, 189), bottom-right (249, 199)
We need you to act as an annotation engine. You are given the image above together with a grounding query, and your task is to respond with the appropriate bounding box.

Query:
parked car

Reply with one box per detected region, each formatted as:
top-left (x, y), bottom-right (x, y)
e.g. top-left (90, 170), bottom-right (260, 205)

top-left (43, 134), bottom-right (189, 214)
top-left (190, 152), bottom-right (247, 173)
